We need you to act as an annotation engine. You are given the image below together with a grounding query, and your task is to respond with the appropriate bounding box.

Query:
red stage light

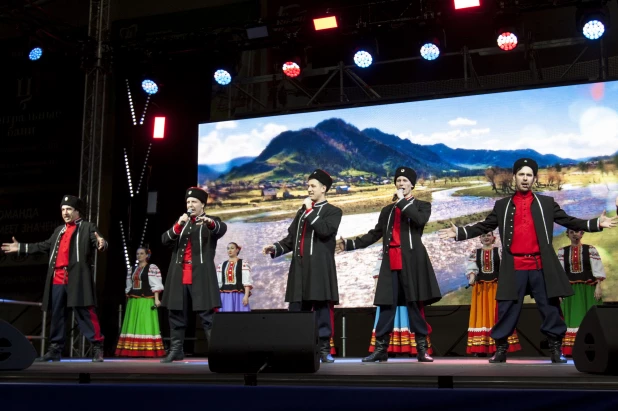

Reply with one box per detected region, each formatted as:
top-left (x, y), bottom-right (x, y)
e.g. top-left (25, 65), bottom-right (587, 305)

top-left (153, 117), bottom-right (165, 139)
top-left (454, 0), bottom-right (480, 9)
top-left (497, 32), bottom-right (518, 51)
top-left (282, 62), bottom-right (301, 78)
top-left (313, 16), bottom-right (338, 31)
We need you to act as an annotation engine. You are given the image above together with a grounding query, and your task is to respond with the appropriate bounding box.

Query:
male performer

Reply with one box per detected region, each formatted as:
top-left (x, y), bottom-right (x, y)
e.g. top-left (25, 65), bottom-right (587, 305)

top-left (160, 187), bottom-right (226, 363)
top-left (336, 166), bottom-right (441, 363)
top-left (439, 158), bottom-right (617, 363)
top-left (557, 229), bottom-right (606, 355)
top-left (262, 169), bottom-right (342, 363)
top-left (1, 195), bottom-right (107, 362)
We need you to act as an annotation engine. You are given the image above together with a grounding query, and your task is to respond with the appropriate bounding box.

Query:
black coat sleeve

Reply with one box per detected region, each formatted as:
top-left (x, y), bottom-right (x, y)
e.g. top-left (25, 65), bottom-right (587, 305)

top-left (308, 207), bottom-right (342, 239)
top-left (345, 209), bottom-right (385, 250)
top-left (206, 216), bottom-right (227, 240)
top-left (162, 223), bottom-right (180, 248)
top-left (397, 199), bottom-right (430, 226)
top-left (552, 200), bottom-right (602, 232)
top-left (456, 206), bottom-right (499, 241)
top-left (19, 231), bottom-right (56, 255)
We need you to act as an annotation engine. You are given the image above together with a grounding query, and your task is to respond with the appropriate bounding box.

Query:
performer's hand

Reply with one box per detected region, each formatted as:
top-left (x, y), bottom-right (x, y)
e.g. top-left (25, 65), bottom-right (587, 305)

top-left (154, 299), bottom-right (162, 307)
top-left (599, 210), bottom-right (617, 229)
top-left (335, 236), bottom-right (345, 254)
top-left (438, 223), bottom-right (458, 239)
top-left (196, 216), bottom-right (213, 226)
top-left (468, 274), bottom-right (476, 286)
top-left (396, 188), bottom-right (404, 200)
top-left (94, 232), bottom-right (106, 250)
top-left (303, 197), bottom-right (313, 210)
top-left (242, 295), bottom-right (249, 306)
top-left (178, 214), bottom-right (190, 226)
top-left (594, 284), bottom-right (603, 301)
top-left (1, 236), bottom-right (19, 253)
top-left (262, 245), bottom-right (275, 255)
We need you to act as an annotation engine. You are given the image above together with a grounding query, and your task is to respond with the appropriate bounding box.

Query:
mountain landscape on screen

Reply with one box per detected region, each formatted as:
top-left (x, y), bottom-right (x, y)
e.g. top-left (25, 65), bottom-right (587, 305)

top-left (208, 118), bottom-right (575, 182)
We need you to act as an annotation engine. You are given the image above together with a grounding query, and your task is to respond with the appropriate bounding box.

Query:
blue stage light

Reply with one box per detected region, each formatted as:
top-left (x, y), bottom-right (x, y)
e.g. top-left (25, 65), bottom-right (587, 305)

top-left (582, 20), bottom-right (605, 40)
top-left (353, 50), bottom-right (373, 68)
top-left (29, 47), bottom-right (43, 61)
top-left (141, 80), bottom-right (159, 95)
top-left (214, 69), bottom-right (232, 85)
top-left (420, 43), bottom-right (440, 61)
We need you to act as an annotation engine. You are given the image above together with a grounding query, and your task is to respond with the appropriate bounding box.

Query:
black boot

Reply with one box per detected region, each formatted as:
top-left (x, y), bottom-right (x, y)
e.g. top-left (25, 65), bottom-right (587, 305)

top-left (35, 343), bottom-right (62, 362)
top-left (319, 338), bottom-right (335, 363)
top-left (161, 329), bottom-right (185, 363)
top-left (415, 335), bottom-right (434, 363)
top-left (362, 336), bottom-right (389, 363)
top-left (92, 341), bottom-right (104, 363)
top-left (489, 338), bottom-right (508, 363)
top-left (547, 335), bottom-right (567, 364)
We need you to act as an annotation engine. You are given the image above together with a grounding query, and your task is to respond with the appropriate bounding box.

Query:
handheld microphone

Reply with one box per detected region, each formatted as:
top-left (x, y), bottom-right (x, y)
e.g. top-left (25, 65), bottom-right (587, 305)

top-left (151, 305), bottom-right (158, 310)
top-left (179, 209), bottom-right (193, 225)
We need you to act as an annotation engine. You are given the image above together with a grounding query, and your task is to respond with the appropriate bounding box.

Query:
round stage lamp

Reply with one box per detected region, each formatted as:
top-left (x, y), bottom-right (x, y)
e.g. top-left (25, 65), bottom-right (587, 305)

top-left (282, 62), bottom-right (301, 78)
top-left (28, 47), bottom-right (43, 61)
top-left (420, 43), bottom-right (440, 61)
top-left (141, 79), bottom-right (159, 95)
top-left (353, 50), bottom-right (373, 68)
top-left (214, 69), bottom-right (232, 85)
top-left (497, 32), bottom-right (518, 51)
top-left (582, 20), bottom-right (605, 40)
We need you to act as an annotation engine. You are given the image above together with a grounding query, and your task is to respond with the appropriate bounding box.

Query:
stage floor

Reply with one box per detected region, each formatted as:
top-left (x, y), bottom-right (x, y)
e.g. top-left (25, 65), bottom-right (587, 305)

top-left (1, 357), bottom-right (616, 389)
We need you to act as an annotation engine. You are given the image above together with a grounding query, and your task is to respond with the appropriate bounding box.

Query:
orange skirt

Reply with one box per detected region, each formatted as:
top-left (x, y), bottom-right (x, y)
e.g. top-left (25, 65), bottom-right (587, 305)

top-left (467, 281), bottom-right (521, 354)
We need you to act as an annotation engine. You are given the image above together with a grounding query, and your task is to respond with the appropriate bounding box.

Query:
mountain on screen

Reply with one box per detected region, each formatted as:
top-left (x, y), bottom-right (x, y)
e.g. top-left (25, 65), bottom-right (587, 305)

top-left (198, 156), bottom-right (255, 182)
top-left (425, 144), bottom-right (576, 169)
top-left (214, 118), bottom-right (576, 181)
top-left (223, 118), bottom-right (464, 181)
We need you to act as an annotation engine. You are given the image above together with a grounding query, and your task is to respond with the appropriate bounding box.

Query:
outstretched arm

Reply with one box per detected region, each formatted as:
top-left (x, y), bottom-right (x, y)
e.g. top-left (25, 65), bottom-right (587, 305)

top-left (439, 207), bottom-right (499, 241)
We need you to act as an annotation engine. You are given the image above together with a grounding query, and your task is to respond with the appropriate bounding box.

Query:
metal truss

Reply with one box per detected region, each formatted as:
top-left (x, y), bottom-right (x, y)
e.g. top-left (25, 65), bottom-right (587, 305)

top-left (73, 0), bottom-right (111, 358)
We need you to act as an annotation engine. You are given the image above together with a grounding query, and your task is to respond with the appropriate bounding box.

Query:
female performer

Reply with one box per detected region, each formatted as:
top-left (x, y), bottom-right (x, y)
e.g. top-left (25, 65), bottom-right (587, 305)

top-left (218, 242), bottom-right (253, 311)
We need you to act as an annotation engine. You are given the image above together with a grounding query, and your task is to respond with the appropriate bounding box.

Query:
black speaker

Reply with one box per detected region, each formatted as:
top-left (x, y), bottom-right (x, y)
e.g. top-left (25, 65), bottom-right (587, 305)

top-left (208, 312), bottom-right (320, 373)
top-left (572, 305), bottom-right (618, 375)
top-left (0, 320), bottom-right (37, 370)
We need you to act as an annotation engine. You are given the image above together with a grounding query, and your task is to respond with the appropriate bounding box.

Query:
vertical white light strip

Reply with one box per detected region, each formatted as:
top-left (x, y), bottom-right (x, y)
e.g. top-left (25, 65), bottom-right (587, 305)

top-left (124, 148), bottom-right (134, 197)
top-left (119, 221), bottom-right (132, 271)
top-left (139, 94), bottom-right (151, 125)
top-left (136, 143), bottom-right (152, 195)
top-left (126, 79), bottom-right (137, 126)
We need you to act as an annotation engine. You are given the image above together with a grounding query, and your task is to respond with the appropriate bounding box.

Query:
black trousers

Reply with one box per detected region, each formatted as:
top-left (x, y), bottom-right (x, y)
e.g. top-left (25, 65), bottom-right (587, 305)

top-left (168, 284), bottom-right (215, 331)
top-left (289, 301), bottom-right (332, 339)
top-left (49, 284), bottom-right (104, 347)
top-left (375, 270), bottom-right (429, 339)
top-left (491, 269), bottom-right (566, 340)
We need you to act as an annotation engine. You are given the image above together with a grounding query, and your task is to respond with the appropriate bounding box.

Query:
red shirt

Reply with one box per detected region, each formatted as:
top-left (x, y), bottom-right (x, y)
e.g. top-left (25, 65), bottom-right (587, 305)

top-left (389, 197), bottom-right (412, 271)
top-left (511, 191), bottom-right (542, 270)
top-left (173, 216), bottom-right (215, 285)
top-left (299, 203), bottom-right (315, 257)
top-left (53, 220), bottom-right (79, 285)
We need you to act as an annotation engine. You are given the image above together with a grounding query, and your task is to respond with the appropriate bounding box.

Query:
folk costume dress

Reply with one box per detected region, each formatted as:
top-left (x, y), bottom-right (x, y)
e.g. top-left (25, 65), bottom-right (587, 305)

top-left (115, 264), bottom-right (166, 357)
top-left (367, 253), bottom-right (433, 355)
top-left (217, 259), bottom-right (253, 312)
top-left (558, 244), bottom-right (606, 355)
top-left (465, 247), bottom-right (521, 354)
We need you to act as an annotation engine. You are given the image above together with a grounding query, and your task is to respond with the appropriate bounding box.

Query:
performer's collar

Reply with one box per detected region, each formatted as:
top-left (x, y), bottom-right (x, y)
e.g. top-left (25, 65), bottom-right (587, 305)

top-left (314, 200), bottom-right (327, 206)
top-left (66, 218), bottom-right (82, 227)
top-left (514, 190), bottom-right (532, 199)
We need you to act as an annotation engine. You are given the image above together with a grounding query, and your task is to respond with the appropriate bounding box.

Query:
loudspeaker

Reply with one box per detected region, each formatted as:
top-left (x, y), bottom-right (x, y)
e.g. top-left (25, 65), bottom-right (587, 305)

top-left (572, 305), bottom-right (618, 375)
top-left (208, 312), bottom-right (320, 373)
top-left (0, 320), bottom-right (37, 370)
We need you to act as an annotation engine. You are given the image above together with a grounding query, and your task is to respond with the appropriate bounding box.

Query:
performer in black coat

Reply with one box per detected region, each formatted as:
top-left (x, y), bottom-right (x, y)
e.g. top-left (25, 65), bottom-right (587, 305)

top-left (337, 166), bottom-right (441, 363)
top-left (2, 195), bottom-right (108, 362)
top-left (263, 169), bottom-right (342, 363)
top-left (439, 158), bottom-right (617, 363)
top-left (160, 187), bottom-right (227, 363)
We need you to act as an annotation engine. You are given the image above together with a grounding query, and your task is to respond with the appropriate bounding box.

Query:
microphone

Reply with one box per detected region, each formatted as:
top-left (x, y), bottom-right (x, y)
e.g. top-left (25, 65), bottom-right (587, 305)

top-left (179, 209), bottom-right (193, 225)
top-left (151, 305), bottom-right (158, 310)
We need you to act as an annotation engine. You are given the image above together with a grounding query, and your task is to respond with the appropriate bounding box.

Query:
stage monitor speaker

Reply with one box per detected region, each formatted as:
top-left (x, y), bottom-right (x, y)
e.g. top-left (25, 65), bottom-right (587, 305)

top-left (208, 312), bottom-right (320, 373)
top-left (0, 320), bottom-right (37, 370)
top-left (572, 305), bottom-right (618, 375)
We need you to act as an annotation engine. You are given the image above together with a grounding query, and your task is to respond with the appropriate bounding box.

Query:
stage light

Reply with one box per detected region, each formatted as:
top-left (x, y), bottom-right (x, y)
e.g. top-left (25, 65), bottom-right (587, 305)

top-left (353, 50), bottom-right (373, 68)
top-left (119, 221), bottom-right (132, 271)
top-left (28, 47), bottom-right (43, 61)
top-left (214, 69), bottom-right (232, 85)
top-left (139, 217), bottom-right (148, 248)
top-left (282, 61), bottom-right (301, 78)
top-left (420, 43), bottom-right (440, 61)
top-left (142, 79), bottom-right (159, 95)
top-left (153, 117), bottom-right (165, 139)
top-left (454, 0), bottom-right (480, 9)
top-left (125, 79), bottom-right (137, 126)
top-left (582, 19), bottom-right (605, 40)
top-left (124, 148), bottom-right (134, 198)
top-left (136, 143), bottom-right (152, 195)
top-left (313, 16), bottom-right (338, 31)
top-left (497, 31), bottom-right (518, 51)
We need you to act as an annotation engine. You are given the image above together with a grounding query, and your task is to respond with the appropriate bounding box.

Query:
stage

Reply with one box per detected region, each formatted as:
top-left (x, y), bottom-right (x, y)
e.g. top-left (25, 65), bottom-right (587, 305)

top-left (1, 356), bottom-right (617, 389)
top-left (2, 357), bottom-right (618, 410)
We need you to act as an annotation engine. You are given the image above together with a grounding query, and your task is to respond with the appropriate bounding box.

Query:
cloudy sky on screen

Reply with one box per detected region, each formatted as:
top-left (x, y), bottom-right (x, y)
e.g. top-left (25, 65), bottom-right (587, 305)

top-left (198, 80), bottom-right (618, 165)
